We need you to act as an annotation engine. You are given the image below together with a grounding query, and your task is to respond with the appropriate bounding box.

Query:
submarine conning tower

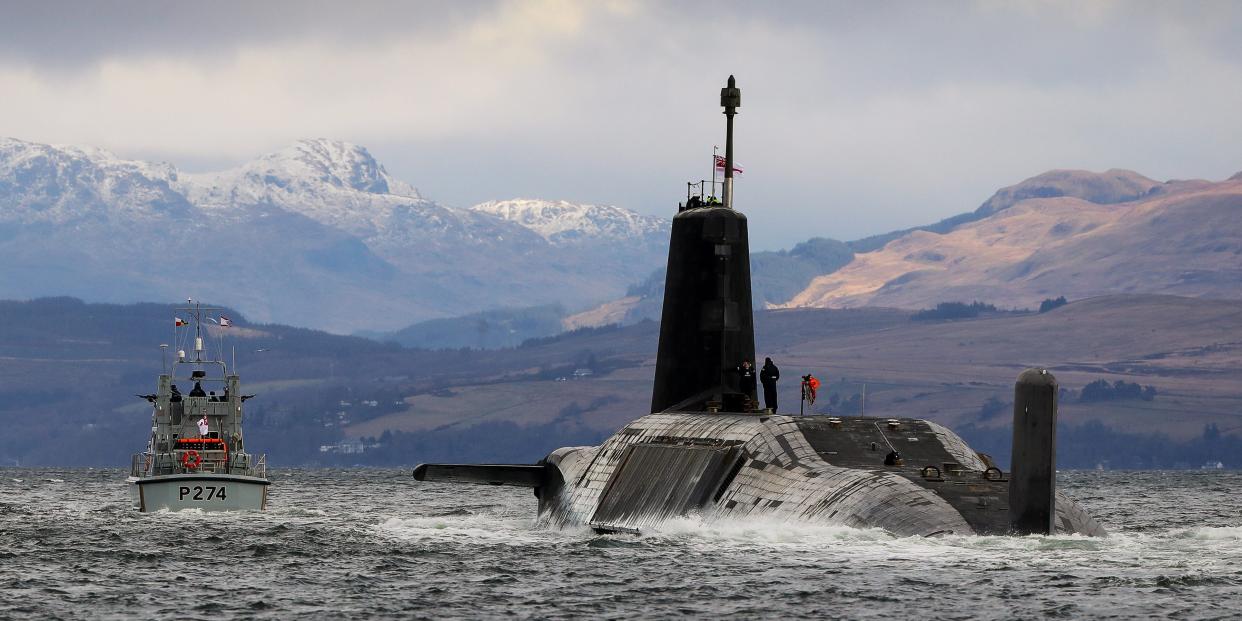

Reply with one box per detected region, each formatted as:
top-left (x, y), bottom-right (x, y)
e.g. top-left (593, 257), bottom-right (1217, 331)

top-left (650, 75), bottom-right (757, 414)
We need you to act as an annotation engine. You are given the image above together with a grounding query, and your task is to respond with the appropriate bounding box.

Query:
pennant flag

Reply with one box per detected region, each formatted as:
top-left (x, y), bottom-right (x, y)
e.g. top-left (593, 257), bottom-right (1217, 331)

top-left (175, 317), bottom-right (187, 327)
top-left (219, 316), bottom-right (232, 327)
top-left (714, 155), bottom-right (744, 174)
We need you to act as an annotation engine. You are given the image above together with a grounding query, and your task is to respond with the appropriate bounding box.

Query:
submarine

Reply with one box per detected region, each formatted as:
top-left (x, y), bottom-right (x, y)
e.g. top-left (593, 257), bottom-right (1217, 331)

top-left (414, 76), bottom-right (1105, 538)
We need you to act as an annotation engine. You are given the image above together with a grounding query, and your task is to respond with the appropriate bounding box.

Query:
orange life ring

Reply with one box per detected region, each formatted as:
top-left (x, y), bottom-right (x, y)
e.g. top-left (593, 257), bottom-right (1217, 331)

top-left (182, 450), bottom-right (202, 469)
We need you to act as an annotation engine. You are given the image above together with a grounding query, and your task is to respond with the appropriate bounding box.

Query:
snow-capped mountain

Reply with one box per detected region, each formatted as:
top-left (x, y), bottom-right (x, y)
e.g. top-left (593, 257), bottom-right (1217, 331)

top-left (0, 137), bottom-right (192, 224)
top-left (0, 137), bottom-right (670, 332)
top-left (471, 198), bottom-right (666, 245)
top-left (183, 139), bottom-right (432, 236)
top-left (181, 140), bottom-right (662, 253)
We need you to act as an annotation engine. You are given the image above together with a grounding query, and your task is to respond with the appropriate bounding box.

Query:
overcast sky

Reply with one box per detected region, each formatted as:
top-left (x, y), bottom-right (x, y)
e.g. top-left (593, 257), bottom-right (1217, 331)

top-left (2, 0), bottom-right (1240, 249)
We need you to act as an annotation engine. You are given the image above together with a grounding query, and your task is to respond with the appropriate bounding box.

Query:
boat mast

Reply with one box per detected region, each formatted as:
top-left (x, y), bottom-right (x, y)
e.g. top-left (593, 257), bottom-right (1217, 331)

top-left (194, 300), bottom-right (205, 363)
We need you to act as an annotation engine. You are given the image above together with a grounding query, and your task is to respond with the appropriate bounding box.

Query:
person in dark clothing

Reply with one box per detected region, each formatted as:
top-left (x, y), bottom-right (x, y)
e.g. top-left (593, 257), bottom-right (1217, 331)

top-left (189, 382), bottom-right (206, 398)
top-left (760, 357), bottom-right (780, 413)
top-left (169, 384), bottom-right (182, 402)
top-left (736, 360), bottom-right (757, 396)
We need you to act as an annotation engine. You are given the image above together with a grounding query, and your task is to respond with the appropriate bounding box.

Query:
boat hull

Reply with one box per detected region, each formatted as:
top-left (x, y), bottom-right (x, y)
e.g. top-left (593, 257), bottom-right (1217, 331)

top-left (128, 473), bottom-right (270, 512)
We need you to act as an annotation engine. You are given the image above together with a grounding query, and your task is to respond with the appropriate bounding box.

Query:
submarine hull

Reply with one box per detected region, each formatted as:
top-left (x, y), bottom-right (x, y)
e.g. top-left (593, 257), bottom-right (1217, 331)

top-left (533, 412), bottom-right (1104, 537)
top-left (412, 76), bottom-right (1105, 537)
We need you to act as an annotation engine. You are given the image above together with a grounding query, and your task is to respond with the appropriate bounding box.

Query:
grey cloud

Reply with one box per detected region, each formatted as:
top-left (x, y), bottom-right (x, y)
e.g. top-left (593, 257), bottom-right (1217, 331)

top-left (0, 0), bottom-right (498, 68)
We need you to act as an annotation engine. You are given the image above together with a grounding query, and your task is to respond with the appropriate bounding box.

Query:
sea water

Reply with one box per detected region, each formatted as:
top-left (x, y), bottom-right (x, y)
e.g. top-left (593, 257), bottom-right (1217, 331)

top-left (2, 469), bottom-right (1240, 619)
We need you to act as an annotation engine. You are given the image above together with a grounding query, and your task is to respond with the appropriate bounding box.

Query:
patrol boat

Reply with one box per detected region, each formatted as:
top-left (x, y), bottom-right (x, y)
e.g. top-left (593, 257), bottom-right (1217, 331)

top-left (413, 77), bottom-right (1105, 537)
top-left (127, 302), bottom-right (270, 511)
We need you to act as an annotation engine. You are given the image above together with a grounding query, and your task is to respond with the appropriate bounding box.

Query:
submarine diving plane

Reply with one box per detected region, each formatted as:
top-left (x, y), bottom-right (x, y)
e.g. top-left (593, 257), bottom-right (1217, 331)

top-left (414, 77), bottom-right (1104, 538)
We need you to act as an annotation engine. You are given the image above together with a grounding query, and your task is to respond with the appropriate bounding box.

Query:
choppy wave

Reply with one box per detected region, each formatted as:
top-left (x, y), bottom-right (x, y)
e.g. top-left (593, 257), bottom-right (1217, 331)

top-left (4, 468), bottom-right (1242, 619)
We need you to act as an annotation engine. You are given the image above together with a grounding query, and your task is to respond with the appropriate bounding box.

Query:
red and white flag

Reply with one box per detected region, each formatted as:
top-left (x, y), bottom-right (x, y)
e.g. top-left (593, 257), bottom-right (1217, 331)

top-left (714, 155), bottom-right (744, 175)
top-left (175, 317), bottom-right (187, 327)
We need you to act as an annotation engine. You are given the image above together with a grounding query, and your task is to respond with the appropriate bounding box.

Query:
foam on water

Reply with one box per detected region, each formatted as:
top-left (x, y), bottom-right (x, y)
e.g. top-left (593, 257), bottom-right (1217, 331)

top-left (1171, 525), bottom-right (1242, 540)
top-left (640, 514), bottom-right (896, 546)
top-left (376, 513), bottom-right (542, 542)
top-left (3, 468), bottom-right (1242, 619)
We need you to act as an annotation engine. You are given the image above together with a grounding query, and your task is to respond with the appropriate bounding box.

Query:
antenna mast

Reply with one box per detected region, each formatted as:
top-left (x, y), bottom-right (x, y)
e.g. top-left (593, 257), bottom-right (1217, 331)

top-left (720, 75), bottom-right (741, 209)
top-left (193, 300), bottom-right (204, 362)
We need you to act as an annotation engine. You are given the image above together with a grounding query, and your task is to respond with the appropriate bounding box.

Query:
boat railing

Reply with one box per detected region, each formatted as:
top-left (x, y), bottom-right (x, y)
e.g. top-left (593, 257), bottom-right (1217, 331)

top-left (221, 451), bottom-right (264, 478)
top-left (130, 451), bottom-right (268, 478)
top-left (131, 453), bottom-right (151, 477)
top-left (682, 180), bottom-right (724, 210)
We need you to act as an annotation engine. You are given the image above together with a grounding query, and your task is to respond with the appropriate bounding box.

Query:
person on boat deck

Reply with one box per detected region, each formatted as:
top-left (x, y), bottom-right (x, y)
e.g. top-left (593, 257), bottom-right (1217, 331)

top-left (169, 384), bottom-right (182, 402)
top-left (208, 391), bottom-right (218, 402)
top-left (189, 382), bottom-right (206, 397)
top-left (197, 415), bottom-right (210, 437)
top-left (736, 360), bottom-right (757, 397)
top-left (760, 357), bottom-right (780, 413)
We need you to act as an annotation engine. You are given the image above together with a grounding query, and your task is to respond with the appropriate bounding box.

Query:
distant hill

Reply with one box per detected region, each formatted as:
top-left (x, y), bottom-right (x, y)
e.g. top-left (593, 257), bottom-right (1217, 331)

top-left (563, 237), bottom-right (854, 329)
top-left (366, 304), bottom-right (567, 350)
top-left (847, 168), bottom-right (1167, 253)
top-left (786, 169), bottom-right (1242, 310)
top-left (350, 294), bottom-right (1242, 469)
top-left (564, 167), bottom-right (1240, 330)
top-left (0, 138), bottom-right (669, 333)
top-left (0, 296), bottom-right (649, 467)
top-left (973, 168), bottom-right (1163, 216)
top-left (3, 294), bottom-right (1242, 469)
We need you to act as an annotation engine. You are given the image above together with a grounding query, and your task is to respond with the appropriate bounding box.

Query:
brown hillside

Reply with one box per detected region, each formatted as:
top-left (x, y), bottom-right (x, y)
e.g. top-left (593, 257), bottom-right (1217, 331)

top-left (786, 177), bottom-right (1242, 310)
top-left (975, 168), bottom-right (1161, 217)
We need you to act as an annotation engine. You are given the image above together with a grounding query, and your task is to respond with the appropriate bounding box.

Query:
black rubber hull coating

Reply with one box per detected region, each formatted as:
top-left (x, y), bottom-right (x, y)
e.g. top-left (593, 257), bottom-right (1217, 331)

top-left (650, 207), bottom-right (756, 413)
top-left (1010, 368), bottom-right (1058, 534)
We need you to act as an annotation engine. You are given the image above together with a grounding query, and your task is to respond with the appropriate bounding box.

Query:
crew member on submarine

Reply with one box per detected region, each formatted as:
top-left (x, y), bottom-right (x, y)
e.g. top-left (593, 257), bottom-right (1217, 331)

top-left (737, 360), bottom-right (757, 406)
top-left (760, 357), bottom-right (779, 412)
